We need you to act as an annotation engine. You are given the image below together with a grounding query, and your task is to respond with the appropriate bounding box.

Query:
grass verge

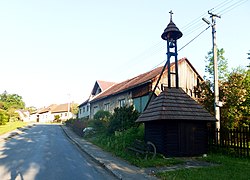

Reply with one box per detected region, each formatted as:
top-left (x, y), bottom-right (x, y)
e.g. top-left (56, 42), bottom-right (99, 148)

top-left (84, 125), bottom-right (184, 168)
top-left (156, 153), bottom-right (250, 180)
top-left (0, 121), bottom-right (27, 135)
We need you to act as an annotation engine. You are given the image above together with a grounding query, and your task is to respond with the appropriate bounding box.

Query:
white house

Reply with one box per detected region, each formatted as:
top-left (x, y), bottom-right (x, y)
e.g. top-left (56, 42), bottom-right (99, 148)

top-left (32, 103), bottom-right (74, 123)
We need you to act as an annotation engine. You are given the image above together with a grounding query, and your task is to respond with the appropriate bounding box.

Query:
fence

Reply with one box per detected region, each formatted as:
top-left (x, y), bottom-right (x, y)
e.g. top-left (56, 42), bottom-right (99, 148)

top-left (208, 127), bottom-right (250, 157)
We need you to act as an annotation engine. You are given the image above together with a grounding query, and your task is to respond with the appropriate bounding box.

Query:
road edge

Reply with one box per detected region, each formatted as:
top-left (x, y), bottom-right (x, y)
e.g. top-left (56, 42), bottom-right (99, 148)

top-left (60, 125), bottom-right (122, 180)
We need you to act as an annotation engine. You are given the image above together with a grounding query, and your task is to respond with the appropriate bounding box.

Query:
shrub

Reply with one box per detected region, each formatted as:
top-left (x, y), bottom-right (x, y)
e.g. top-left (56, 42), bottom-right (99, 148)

top-left (65, 118), bottom-right (75, 126)
top-left (65, 118), bottom-right (88, 136)
top-left (0, 109), bottom-right (9, 125)
top-left (90, 125), bottom-right (144, 155)
top-left (88, 110), bottom-right (111, 133)
top-left (72, 118), bottom-right (88, 136)
top-left (107, 106), bottom-right (139, 134)
top-left (54, 115), bottom-right (61, 123)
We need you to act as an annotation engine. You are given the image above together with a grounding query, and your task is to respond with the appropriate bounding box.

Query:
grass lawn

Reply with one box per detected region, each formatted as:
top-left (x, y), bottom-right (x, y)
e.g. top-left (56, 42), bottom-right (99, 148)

top-left (156, 153), bottom-right (250, 180)
top-left (85, 128), bottom-right (184, 168)
top-left (0, 121), bottom-right (27, 135)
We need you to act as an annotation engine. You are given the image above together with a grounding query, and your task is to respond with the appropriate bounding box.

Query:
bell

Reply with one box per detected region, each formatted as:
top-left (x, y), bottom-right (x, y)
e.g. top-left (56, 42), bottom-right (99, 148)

top-left (161, 20), bottom-right (183, 41)
top-left (169, 40), bottom-right (175, 48)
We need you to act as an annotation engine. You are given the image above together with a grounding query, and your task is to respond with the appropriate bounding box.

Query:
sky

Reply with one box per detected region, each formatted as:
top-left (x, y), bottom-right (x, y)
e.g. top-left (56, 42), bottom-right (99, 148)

top-left (0, 0), bottom-right (249, 108)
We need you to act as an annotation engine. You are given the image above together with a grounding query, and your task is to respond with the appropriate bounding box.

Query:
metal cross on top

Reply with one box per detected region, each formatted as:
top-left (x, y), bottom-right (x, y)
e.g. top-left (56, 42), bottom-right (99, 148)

top-left (169, 10), bottom-right (173, 21)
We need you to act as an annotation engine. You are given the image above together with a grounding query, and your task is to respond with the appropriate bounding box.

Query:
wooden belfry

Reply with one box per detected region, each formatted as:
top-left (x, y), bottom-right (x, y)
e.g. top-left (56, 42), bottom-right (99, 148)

top-left (136, 12), bottom-right (216, 157)
top-left (161, 10), bottom-right (182, 88)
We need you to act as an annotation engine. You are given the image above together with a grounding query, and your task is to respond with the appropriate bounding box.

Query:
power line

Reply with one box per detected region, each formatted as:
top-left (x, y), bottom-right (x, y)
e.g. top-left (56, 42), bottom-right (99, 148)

top-left (184, 23), bottom-right (207, 37)
top-left (219, 0), bottom-right (249, 15)
top-left (149, 0), bottom-right (248, 72)
top-left (150, 25), bottom-right (211, 71)
top-left (115, 0), bottom-right (249, 81)
top-left (211, 0), bottom-right (235, 12)
top-left (178, 26), bottom-right (211, 52)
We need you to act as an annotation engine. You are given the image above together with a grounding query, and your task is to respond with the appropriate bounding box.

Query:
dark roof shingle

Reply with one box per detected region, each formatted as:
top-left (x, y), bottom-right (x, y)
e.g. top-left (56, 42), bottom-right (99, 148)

top-left (136, 88), bottom-right (216, 122)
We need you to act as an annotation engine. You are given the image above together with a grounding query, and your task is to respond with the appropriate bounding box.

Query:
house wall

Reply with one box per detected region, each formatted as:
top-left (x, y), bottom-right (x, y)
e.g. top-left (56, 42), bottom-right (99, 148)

top-left (53, 112), bottom-right (73, 121)
top-left (78, 103), bottom-right (90, 119)
top-left (38, 112), bottom-right (54, 123)
top-left (37, 111), bottom-right (73, 123)
top-left (152, 61), bottom-right (202, 98)
top-left (90, 91), bottom-right (133, 118)
top-left (29, 114), bottom-right (38, 122)
top-left (89, 60), bottom-right (202, 117)
top-left (15, 110), bottom-right (32, 122)
top-left (178, 60), bottom-right (202, 97)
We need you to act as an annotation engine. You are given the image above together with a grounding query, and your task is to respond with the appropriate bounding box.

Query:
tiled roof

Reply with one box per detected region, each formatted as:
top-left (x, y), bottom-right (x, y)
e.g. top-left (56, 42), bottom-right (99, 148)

top-left (38, 104), bottom-right (57, 114)
top-left (38, 104), bottom-right (69, 114)
top-left (51, 103), bottom-right (69, 113)
top-left (136, 88), bottom-right (216, 122)
top-left (97, 80), bottom-right (116, 91)
top-left (91, 80), bottom-right (116, 96)
top-left (90, 58), bottom-right (191, 102)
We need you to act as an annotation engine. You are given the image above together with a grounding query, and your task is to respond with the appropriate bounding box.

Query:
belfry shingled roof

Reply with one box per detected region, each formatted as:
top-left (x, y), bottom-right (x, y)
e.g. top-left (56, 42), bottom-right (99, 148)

top-left (136, 88), bottom-right (216, 122)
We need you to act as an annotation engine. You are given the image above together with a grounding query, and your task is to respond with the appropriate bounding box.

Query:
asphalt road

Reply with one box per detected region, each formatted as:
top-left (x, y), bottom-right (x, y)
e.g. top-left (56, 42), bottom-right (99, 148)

top-left (0, 124), bottom-right (116, 180)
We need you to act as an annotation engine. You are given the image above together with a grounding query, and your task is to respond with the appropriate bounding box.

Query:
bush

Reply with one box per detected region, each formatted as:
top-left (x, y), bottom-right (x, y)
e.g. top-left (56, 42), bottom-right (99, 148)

top-left (54, 115), bottom-right (61, 123)
top-left (65, 118), bottom-right (88, 136)
top-left (107, 106), bottom-right (139, 134)
top-left (0, 109), bottom-right (9, 125)
top-left (90, 125), bottom-right (144, 155)
top-left (65, 118), bottom-right (75, 126)
top-left (72, 119), bottom-right (88, 136)
top-left (88, 110), bottom-right (111, 133)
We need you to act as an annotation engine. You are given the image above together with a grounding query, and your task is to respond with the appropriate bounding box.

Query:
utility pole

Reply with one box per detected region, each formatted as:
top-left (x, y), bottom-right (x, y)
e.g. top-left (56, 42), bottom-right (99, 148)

top-left (209, 11), bottom-right (221, 130)
top-left (203, 11), bottom-right (221, 130)
top-left (67, 93), bottom-right (71, 120)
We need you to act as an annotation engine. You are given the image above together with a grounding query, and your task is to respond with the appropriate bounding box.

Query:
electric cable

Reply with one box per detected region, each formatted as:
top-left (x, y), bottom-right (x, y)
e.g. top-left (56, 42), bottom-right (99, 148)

top-left (219, 0), bottom-right (249, 15)
top-left (114, 0), bottom-right (248, 81)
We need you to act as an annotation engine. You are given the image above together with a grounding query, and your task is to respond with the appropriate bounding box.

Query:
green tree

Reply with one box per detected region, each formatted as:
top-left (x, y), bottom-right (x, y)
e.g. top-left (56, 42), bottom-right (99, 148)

top-left (0, 109), bottom-right (9, 125)
top-left (220, 68), bottom-right (249, 128)
top-left (107, 106), bottom-right (139, 134)
top-left (0, 91), bottom-right (25, 110)
top-left (204, 48), bottom-right (229, 81)
top-left (70, 102), bottom-right (79, 115)
top-left (26, 106), bottom-right (37, 114)
top-left (88, 110), bottom-right (111, 132)
top-left (54, 115), bottom-right (61, 122)
top-left (197, 80), bottom-right (215, 115)
top-left (199, 50), bottom-right (250, 129)
top-left (0, 91), bottom-right (25, 124)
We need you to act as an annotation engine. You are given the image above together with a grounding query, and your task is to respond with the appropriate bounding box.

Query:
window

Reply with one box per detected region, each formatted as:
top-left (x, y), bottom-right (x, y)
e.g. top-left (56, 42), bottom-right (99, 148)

top-left (65, 113), bottom-right (67, 116)
top-left (104, 103), bottom-right (110, 111)
top-left (87, 105), bottom-right (89, 112)
top-left (83, 107), bottom-right (85, 113)
top-left (93, 106), bottom-right (99, 115)
top-left (133, 95), bottom-right (149, 113)
top-left (79, 109), bottom-right (82, 114)
top-left (119, 99), bottom-right (126, 107)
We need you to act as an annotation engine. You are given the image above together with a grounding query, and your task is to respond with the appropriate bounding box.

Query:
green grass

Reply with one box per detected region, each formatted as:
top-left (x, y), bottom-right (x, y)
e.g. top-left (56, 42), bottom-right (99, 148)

top-left (0, 121), bottom-right (27, 135)
top-left (156, 153), bottom-right (250, 180)
top-left (84, 126), bottom-right (184, 168)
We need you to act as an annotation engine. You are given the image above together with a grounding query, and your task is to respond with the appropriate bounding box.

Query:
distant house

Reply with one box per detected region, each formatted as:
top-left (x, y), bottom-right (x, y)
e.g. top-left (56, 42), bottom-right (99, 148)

top-left (31, 103), bottom-right (74, 123)
top-left (78, 99), bottom-right (90, 119)
top-left (15, 110), bottom-right (31, 122)
top-left (89, 58), bottom-right (203, 118)
top-left (78, 80), bottom-right (116, 119)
